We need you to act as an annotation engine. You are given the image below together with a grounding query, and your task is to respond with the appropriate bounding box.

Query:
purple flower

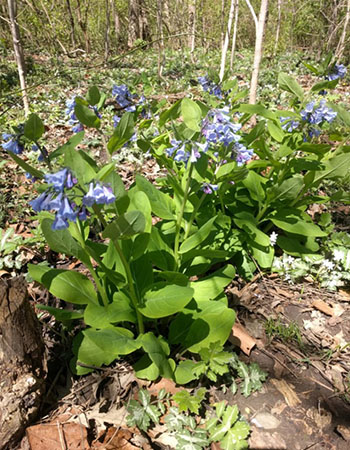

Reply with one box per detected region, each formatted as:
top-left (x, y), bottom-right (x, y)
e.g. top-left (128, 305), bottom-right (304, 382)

top-left (198, 76), bottom-right (223, 99)
top-left (112, 84), bottom-right (135, 109)
top-left (29, 192), bottom-right (50, 212)
top-left (201, 108), bottom-right (241, 147)
top-left (83, 182), bottom-right (116, 207)
top-left (280, 117), bottom-right (300, 132)
top-left (201, 183), bottom-right (218, 194)
top-left (59, 197), bottom-right (77, 221)
top-left (52, 215), bottom-right (69, 230)
top-left (326, 64), bottom-right (347, 81)
top-left (301, 100), bottom-right (337, 125)
top-left (45, 168), bottom-right (68, 192)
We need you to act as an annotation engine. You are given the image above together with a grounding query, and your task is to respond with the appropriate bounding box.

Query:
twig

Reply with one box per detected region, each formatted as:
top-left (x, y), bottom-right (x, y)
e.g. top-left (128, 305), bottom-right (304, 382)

top-left (57, 421), bottom-right (67, 450)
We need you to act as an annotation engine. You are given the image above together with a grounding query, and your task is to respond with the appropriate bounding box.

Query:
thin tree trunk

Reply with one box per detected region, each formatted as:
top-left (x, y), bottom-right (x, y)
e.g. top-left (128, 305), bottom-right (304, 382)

top-left (220, 0), bottom-right (235, 81)
top-left (156, 0), bottom-right (165, 78)
top-left (273, 0), bottom-right (281, 55)
top-left (66, 0), bottom-right (76, 48)
top-left (230, 0), bottom-right (239, 70)
top-left (105, 0), bottom-right (110, 62)
top-left (128, 0), bottom-right (140, 47)
top-left (7, 0), bottom-right (29, 116)
top-left (336, 0), bottom-right (350, 60)
top-left (76, 0), bottom-right (90, 53)
top-left (111, 0), bottom-right (121, 41)
top-left (188, 0), bottom-right (196, 60)
top-left (221, 0), bottom-right (225, 48)
top-left (247, 0), bottom-right (268, 105)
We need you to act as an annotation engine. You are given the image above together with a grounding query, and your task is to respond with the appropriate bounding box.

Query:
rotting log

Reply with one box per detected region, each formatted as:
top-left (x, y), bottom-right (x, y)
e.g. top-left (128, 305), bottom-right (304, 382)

top-left (0, 277), bottom-right (46, 450)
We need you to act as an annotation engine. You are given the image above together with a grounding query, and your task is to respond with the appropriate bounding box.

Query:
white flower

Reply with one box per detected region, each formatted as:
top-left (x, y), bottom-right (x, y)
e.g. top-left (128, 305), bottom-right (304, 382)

top-left (273, 258), bottom-right (282, 269)
top-left (322, 259), bottom-right (335, 270)
top-left (270, 231), bottom-right (278, 246)
top-left (333, 249), bottom-right (345, 262)
top-left (284, 255), bottom-right (294, 266)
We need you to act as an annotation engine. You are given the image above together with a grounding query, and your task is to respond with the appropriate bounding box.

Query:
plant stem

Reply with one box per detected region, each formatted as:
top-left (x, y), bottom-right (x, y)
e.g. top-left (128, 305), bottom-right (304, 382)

top-left (111, 237), bottom-right (145, 334)
top-left (183, 191), bottom-right (207, 241)
top-left (174, 162), bottom-right (193, 270)
top-left (100, 131), bottom-right (112, 163)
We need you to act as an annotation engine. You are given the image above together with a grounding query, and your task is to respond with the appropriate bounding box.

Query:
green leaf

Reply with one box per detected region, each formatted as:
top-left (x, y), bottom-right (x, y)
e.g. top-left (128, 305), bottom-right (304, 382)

top-left (140, 284), bottom-right (194, 318)
top-left (267, 120), bottom-right (285, 142)
top-left (36, 304), bottom-right (84, 321)
top-left (86, 85), bottom-right (100, 106)
top-left (269, 209), bottom-right (327, 237)
top-left (220, 423), bottom-right (250, 449)
top-left (179, 216), bottom-right (217, 254)
top-left (135, 174), bottom-right (175, 220)
top-left (49, 131), bottom-right (84, 161)
top-left (298, 143), bottom-right (331, 155)
top-left (269, 175), bottom-right (304, 202)
top-left (107, 112), bottom-right (135, 153)
top-left (177, 429), bottom-right (209, 450)
top-left (41, 218), bottom-right (89, 263)
top-left (159, 99), bottom-right (181, 127)
top-left (210, 404), bottom-right (239, 442)
top-left (103, 211), bottom-right (145, 240)
top-left (241, 171), bottom-right (266, 203)
top-left (330, 103), bottom-right (350, 127)
top-left (238, 104), bottom-right (275, 120)
top-left (310, 79), bottom-right (338, 92)
top-left (139, 332), bottom-right (175, 379)
top-left (74, 103), bottom-right (101, 128)
top-left (173, 388), bottom-right (206, 414)
top-left (181, 98), bottom-right (202, 131)
top-left (83, 327), bottom-right (139, 356)
top-left (23, 113), bottom-right (44, 141)
top-left (175, 360), bottom-right (200, 384)
top-left (278, 72), bottom-right (304, 100)
top-left (84, 291), bottom-right (136, 327)
top-left (64, 147), bottom-right (96, 184)
top-left (28, 264), bottom-right (98, 304)
top-left (191, 264), bottom-right (235, 302)
top-left (185, 301), bottom-right (236, 353)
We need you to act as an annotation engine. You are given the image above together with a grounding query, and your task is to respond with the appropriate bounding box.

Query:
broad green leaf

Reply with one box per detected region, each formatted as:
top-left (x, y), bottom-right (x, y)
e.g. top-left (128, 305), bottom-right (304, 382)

top-left (185, 301), bottom-right (236, 352)
top-left (241, 171), bottom-right (266, 203)
top-left (28, 265), bottom-right (98, 304)
top-left (310, 79), bottom-right (338, 92)
top-left (64, 147), bottom-right (96, 184)
top-left (74, 103), bottom-right (101, 128)
top-left (133, 354), bottom-right (160, 380)
top-left (269, 209), bottom-right (327, 237)
top-left (220, 423), bottom-right (250, 449)
top-left (23, 113), bottom-right (44, 141)
top-left (313, 153), bottom-right (350, 184)
top-left (330, 103), bottom-right (350, 126)
top-left (103, 210), bottom-right (145, 240)
top-left (247, 237), bottom-right (274, 268)
top-left (191, 264), bottom-right (235, 302)
top-left (173, 388), bottom-right (206, 414)
top-left (139, 332), bottom-right (175, 379)
top-left (175, 360), bottom-right (199, 384)
top-left (298, 143), bottom-right (331, 155)
top-left (140, 284), bottom-right (194, 318)
top-left (159, 99), bottom-right (181, 127)
top-left (135, 174), bottom-right (175, 220)
top-left (278, 72), bottom-right (304, 100)
top-left (128, 190), bottom-right (152, 233)
top-left (107, 112), bottom-right (135, 153)
top-left (86, 85), bottom-right (100, 106)
top-left (75, 331), bottom-right (116, 369)
top-left (238, 104), bottom-right (275, 120)
top-left (83, 327), bottom-right (139, 356)
top-left (84, 292), bottom-right (136, 327)
top-left (41, 218), bottom-right (89, 263)
top-left (36, 304), bottom-right (84, 321)
top-left (181, 98), bottom-right (202, 131)
top-left (179, 216), bottom-right (217, 254)
top-left (234, 212), bottom-right (270, 246)
top-left (210, 404), bottom-right (239, 441)
top-left (267, 120), bottom-right (285, 142)
top-left (269, 175), bottom-right (304, 202)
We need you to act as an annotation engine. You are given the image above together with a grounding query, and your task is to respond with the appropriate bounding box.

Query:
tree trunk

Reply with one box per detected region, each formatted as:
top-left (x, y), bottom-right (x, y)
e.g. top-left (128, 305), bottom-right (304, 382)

top-left (128, 0), bottom-right (140, 47)
top-left (105, 0), bottom-right (111, 62)
top-left (248, 0), bottom-right (268, 105)
top-left (76, 0), bottom-right (90, 53)
top-left (66, 0), bottom-right (76, 48)
top-left (188, 0), bottom-right (196, 59)
top-left (336, 0), bottom-right (350, 61)
top-left (273, 0), bottom-right (281, 55)
top-left (0, 277), bottom-right (46, 449)
top-left (7, 0), bottom-right (29, 117)
top-left (157, 0), bottom-right (165, 78)
top-left (230, 0), bottom-right (239, 70)
top-left (111, 0), bottom-right (121, 42)
top-left (220, 0), bottom-right (235, 81)
top-left (221, 0), bottom-right (225, 48)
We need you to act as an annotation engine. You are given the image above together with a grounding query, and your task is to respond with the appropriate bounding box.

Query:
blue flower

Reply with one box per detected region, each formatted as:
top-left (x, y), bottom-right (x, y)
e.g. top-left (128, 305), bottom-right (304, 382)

top-left (280, 117), bottom-right (300, 132)
top-left (1, 133), bottom-right (24, 154)
top-left (112, 84), bottom-right (135, 109)
top-left (198, 76), bottom-right (223, 99)
top-left (45, 168), bottom-right (68, 192)
top-left (58, 196), bottom-right (77, 221)
top-left (301, 100), bottom-right (337, 125)
top-left (233, 143), bottom-right (254, 166)
top-left (83, 182), bottom-right (116, 206)
top-left (202, 108), bottom-right (241, 147)
top-left (29, 192), bottom-right (50, 212)
top-left (326, 64), bottom-right (347, 81)
top-left (52, 214), bottom-right (69, 230)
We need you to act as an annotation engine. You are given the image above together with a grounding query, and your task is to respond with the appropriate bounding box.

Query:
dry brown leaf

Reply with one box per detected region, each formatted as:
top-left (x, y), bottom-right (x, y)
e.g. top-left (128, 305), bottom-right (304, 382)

top-left (270, 379), bottom-right (301, 407)
top-left (311, 299), bottom-right (334, 316)
top-left (229, 322), bottom-right (256, 355)
top-left (306, 407), bottom-right (332, 429)
top-left (26, 422), bottom-right (89, 450)
top-left (148, 378), bottom-right (181, 396)
top-left (338, 289), bottom-right (350, 301)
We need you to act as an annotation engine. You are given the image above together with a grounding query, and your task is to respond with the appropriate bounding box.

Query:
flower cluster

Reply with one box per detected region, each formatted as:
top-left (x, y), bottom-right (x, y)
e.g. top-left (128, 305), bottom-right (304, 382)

top-left (300, 99), bottom-right (337, 125)
top-left (326, 64), bottom-right (347, 81)
top-left (1, 131), bottom-right (24, 154)
top-left (29, 168), bottom-right (115, 230)
top-left (198, 76), bottom-right (223, 99)
top-left (201, 183), bottom-right (218, 194)
top-left (165, 140), bottom-right (208, 164)
top-left (280, 117), bottom-right (300, 132)
top-left (112, 84), bottom-right (136, 111)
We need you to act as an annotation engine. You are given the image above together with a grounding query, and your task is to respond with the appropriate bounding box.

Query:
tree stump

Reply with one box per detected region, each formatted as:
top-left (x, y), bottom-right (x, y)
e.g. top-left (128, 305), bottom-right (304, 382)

top-left (0, 277), bottom-right (46, 450)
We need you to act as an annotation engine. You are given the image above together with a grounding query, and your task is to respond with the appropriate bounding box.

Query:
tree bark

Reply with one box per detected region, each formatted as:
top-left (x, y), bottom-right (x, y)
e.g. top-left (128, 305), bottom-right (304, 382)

top-left (65, 0), bottom-right (76, 48)
top-left (336, 0), bottom-right (350, 61)
top-left (0, 277), bottom-right (46, 449)
top-left (157, 0), bottom-right (165, 78)
top-left (128, 0), bottom-right (140, 47)
top-left (248, 0), bottom-right (268, 105)
top-left (105, 0), bottom-right (111, 62)
top-left (230, 0), bottom-right (239, 70)
top-left (7, 0), bottom-right (29, 117)
top-left (220, 0), bottom-right (235, 81)
top-left (188, 0), bottom-right (196, 59)
top-left (111, 0), bottom-right (121, 42)
top-left (273, 0), bottom-right (281, 55)
top-left (76, 0), bottom-right (90, 53)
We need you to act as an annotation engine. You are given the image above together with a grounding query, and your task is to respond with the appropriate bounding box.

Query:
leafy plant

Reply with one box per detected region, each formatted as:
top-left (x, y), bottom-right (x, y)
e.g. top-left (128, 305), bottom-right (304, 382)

top-left (228, 355), bottom-right (268, 397)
